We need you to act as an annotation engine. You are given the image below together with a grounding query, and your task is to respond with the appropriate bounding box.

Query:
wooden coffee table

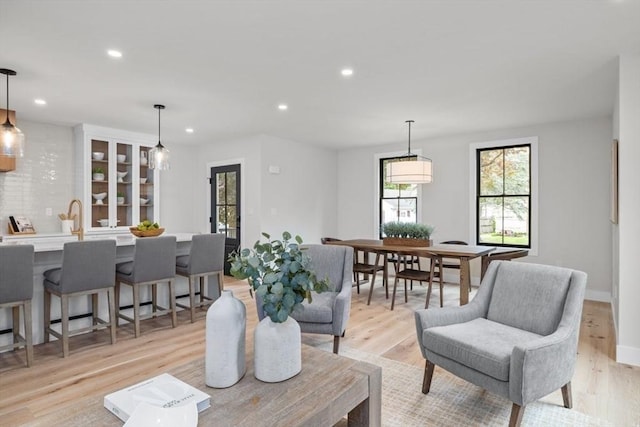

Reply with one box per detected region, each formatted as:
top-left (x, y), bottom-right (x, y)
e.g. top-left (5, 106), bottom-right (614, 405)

top-left (25, 344), bottom-right (382, 426)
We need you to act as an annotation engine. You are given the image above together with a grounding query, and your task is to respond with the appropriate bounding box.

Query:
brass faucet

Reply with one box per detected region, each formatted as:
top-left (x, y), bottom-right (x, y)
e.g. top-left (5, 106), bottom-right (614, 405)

top-left (67, 199), bottom-right (84, 241)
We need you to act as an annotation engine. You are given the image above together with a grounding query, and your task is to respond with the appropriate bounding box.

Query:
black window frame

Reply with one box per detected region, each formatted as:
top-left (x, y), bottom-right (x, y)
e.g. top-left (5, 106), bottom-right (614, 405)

top-left (379, 156), bottom-right (418, 239)
top-left (476, 143), bottom-right (531, 249)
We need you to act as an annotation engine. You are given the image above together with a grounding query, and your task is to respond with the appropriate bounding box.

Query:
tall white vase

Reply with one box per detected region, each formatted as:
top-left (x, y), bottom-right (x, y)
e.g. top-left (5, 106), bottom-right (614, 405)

top-left (254, 316), bottom-right (301, 382)
top-left (205, 290), bottom-right (246, 388)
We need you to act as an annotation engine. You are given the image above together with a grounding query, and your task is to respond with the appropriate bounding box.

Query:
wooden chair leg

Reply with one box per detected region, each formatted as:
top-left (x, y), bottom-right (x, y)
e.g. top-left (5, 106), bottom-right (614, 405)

top-left (24, 300), bottom-right (33, 367)
top-left (333, 336), bottom-right (340, 354)
top-left (561, 382), bottom-right (572, 409)
top-left (61, 294), bottom-right (70, 358)
top-left (438, 261), bottom-right (443, 308)
top-left (43, 290), bottom-right (51, 343)
top-left (169, 281), bottom-right (177, 328)
top-left (107, 287), bottom-right (117, 345)
top-left (391, 276), bottom-right (399, 311)
top-left (509, 403), bottom-right (525, 427)
top-left (422, 359), bottom-right (435, 394)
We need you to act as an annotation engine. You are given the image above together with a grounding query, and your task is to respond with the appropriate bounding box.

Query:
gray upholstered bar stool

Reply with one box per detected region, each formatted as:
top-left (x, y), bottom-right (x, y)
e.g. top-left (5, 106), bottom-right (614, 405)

top-left (175, 233), bottom-right (225, 323)
top-left (115, 236), bottom-right (177, 337)
top-left (0, 245), bottom-right (35, 367)
top-left (43, 240), bottom-right (117, 358)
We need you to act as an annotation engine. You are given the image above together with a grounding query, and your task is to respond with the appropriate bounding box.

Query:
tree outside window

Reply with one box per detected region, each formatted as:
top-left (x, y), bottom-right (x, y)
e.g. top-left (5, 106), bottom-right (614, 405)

top-left (477, 145), bottom-right (531, 247)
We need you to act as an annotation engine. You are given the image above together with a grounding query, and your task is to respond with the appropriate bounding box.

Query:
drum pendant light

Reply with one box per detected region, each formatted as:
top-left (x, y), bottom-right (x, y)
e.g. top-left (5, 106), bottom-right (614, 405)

top-left (149, 104), bottom-right (170, 170)
top-left (1, 68), bottom-right (25, 158)
top-left (386, 120), bottom-right (432, 184)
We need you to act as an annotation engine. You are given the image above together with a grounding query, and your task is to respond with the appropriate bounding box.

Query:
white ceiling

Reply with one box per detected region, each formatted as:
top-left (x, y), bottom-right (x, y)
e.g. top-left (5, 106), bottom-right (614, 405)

top-left (1, 0), bottom-right (639, 149)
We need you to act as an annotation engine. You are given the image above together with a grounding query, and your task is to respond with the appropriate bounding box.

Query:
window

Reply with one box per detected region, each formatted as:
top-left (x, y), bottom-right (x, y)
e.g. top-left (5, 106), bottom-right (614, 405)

top-left (379, 156), bottom-right (418, 237)
top-left (476, 143), bottom-right (532, 248)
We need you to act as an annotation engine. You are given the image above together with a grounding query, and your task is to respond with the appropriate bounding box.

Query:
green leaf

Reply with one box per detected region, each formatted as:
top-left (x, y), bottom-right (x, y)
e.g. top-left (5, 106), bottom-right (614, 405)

top-left (282, 231), bottom-right (291, 240)
top-left (295, 235), bottom-right (303, 244)
top-left (276, 309), bottom-right (289, 323)
top-left (263, 272), bottom-right (278, 284)
top-left (248, 256), bottom-right (260, 268)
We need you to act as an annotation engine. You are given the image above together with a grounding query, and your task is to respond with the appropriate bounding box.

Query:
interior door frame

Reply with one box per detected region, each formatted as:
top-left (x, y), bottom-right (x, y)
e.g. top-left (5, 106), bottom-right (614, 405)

top-left (205, 158), bottom-right (245, 250)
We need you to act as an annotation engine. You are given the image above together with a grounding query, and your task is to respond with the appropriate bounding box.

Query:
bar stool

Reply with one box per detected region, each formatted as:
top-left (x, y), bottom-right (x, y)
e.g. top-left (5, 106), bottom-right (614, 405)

top-left (115, 236), bottom-right (177, 337)
top-left (0, 245), bottom-right (35, 367)
top-left (43, 240), bottom-right (117, 358)
top-left (176, 233), bottom-right (225, 323)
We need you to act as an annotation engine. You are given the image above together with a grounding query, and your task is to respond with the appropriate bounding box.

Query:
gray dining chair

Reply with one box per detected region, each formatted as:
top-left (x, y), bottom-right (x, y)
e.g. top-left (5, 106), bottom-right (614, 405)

top-left (0, 245), bottom-right (35, 367)
top-left (176, 233), bottom-right (225, 322)
top-left (116, 236), bottom-right (177, 337)
top-left (256, 244), bottom-right (354, 354)
top-left (43, 240), bottom-right (117, 357)
top-left (415, 260), bottom-right (587, 427)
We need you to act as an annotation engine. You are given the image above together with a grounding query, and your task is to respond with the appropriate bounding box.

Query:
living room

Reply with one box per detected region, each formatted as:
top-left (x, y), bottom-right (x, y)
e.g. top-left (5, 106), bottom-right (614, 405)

top-left (0, 1), bottom-right (639, 426)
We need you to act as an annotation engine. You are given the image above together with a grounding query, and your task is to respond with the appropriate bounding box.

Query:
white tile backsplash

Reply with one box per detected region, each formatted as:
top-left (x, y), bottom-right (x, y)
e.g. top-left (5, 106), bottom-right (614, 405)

top-left (0, 120), bottom-right (76, 235)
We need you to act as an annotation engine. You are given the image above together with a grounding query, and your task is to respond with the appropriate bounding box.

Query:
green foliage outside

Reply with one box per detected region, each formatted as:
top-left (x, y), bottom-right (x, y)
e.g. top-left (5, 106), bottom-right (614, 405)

top-left (479, 146), bottom-right (529, 221)
top-left (228, 232), bottom-right (330, 323)
top-left (380, 222), bottom-right (434, 239)
top-left (480, 233), bottom-right (528, 245)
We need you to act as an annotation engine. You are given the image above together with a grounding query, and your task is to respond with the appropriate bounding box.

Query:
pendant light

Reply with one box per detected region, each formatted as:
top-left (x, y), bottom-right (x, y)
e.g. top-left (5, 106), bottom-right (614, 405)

top-left (1, 68), bottom-right (25, 158)
top-left (149, 104), bottom-right (170, 170)
top-left (386, 120), bottom-right (432, 184)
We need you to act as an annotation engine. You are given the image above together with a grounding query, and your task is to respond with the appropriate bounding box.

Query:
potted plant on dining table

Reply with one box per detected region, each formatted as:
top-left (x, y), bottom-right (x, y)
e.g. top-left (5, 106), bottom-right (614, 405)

top-left (381, 221), bottom-right (435, 247)
top-left (228, 231), bottom-right (329, 382)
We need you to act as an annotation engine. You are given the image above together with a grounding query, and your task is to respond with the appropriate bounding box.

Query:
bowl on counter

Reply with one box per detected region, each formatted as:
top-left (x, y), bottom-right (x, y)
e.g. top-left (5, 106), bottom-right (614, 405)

top-left (117, 154), bottom-right (127, 163)
top-left (129, 226), bottom-right (165, 237)
top-left (92, 152), bottom-right (105, 161)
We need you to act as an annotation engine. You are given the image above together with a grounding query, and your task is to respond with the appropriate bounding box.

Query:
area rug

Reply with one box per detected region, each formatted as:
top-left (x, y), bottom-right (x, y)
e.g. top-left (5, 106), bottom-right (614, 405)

top-left (337, 347), bottom-right (611, 427)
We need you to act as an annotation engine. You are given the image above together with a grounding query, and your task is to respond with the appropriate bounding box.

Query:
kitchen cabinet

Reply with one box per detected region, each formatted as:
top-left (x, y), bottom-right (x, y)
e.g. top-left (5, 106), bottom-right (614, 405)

top-left (74, 124), bottom-right (160, 231)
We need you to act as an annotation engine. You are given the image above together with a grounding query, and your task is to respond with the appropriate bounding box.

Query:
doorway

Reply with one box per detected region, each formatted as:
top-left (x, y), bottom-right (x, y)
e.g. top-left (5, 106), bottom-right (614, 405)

top-left (210, 164), bottom-right (241, 275)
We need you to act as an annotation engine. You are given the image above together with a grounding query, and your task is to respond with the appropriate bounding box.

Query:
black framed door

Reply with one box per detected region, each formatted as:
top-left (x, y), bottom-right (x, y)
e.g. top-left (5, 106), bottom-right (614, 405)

top-left (210, 164), bottom-right (241, 275)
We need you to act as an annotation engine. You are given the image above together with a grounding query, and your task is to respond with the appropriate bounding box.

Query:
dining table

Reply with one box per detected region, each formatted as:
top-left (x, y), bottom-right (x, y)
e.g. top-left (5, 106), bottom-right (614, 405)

top-left (326, 239), bottom-right (496, 306)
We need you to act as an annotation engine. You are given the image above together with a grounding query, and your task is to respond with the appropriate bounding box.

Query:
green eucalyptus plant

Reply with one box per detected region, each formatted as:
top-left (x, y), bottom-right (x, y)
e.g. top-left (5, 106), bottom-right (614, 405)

top-left (381, 221), bottom-right (435, 240)
top-left (228, 231), bottom-right (329, 323)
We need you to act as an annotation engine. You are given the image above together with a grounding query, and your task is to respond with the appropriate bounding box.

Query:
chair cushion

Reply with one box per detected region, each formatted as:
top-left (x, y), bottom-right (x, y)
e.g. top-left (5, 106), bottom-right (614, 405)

top-left (487, 262), bottom-right (572, 336)
top-left (176, 255), bottom-right (190, 268)
top-left (116, 261), bottom-right (133, 276)
top-left (423, 318), bottom-right (542, 381)
top-left (290, 291), bottom-right (336, 324)
top-left (43, 268), bottom-right (62, 284)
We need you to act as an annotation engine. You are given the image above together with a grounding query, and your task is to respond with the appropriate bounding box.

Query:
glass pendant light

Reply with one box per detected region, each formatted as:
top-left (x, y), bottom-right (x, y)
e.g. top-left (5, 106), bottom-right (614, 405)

top-left (149, 104), bottom-right (170, 170)
top-left (1, 68), bottom-right (25, 157)
top-left (386, 120), bottom-right (432, 184)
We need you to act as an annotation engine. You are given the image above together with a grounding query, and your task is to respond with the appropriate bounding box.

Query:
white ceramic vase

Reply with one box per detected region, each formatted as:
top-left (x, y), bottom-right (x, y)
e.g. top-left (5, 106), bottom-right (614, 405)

top-left (205, 290), bottom-right (246, 388)
top-left (253, 316), bottom-right (301, 382)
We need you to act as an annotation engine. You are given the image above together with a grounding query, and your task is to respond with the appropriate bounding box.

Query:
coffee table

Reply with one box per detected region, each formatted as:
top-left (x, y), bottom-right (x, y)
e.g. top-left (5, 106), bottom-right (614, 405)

top-left (25, 344), bottom-right (382, 426)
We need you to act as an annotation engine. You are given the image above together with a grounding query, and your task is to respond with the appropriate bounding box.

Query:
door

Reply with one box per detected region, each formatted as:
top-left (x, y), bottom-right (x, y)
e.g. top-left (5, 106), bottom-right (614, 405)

top-left (210, 164), bottom-right (241, 275)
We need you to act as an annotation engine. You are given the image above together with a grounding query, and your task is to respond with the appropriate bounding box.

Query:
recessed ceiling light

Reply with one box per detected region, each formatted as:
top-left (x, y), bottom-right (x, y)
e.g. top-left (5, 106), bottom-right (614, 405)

top-left (341, 68), bottom-right (354, 77)
top-left (34, 99), bottom-right (47, 105)
top-left (185, 128), bottom-right (194, 133)
top-left (278, 104), bottom-right (288, 111)
top-left (107, 49), bottom-right (123, 58)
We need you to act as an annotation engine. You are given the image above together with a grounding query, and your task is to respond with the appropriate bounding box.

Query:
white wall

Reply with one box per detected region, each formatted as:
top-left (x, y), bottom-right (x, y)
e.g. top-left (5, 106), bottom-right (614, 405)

top-left (338, 117), bottom-right (612, 297)
top-left (616, 53), bottom-right (640, 366)
top-left (157, 143), bottom-right (198, 233)
top-left (0, 120), bottom-right (75, 234)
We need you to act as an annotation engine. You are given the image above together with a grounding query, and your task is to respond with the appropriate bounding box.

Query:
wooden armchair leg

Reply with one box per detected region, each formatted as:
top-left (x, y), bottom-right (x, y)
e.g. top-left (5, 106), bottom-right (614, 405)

top-left (333, 336), bottom-right (340, 354)
top-left (422, 359), bottom-right (434, 394)
top-left (561, 382), bottom-right (572, 409)
top-left (509, 403), bottom-right (525, 427)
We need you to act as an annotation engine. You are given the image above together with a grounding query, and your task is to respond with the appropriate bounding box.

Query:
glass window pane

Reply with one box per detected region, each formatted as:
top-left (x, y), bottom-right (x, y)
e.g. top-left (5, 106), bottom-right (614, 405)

top-left (226, 172), bottom-right (237, 204)
top-left (504, 146), bottom-right (530, 195)
top-left (227, 205), bottom-right (237, 233)
top-left (217, 173), bottom-right (225, 205)
top-left (216, 205), bottom-right (227, 233)
top-left (479, 149), bottom-right (504, 196)
top-left (478, 197), bottom-right (503, 244)
top-left (503, 196), bottom-right (529, 246)
top-left (381, 199), bottom-right (399, 224)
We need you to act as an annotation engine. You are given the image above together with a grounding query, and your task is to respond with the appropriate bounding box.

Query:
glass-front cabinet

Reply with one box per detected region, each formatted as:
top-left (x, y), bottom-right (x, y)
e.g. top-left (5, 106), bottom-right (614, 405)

top-left (74, 124), bottom-right (160, 231)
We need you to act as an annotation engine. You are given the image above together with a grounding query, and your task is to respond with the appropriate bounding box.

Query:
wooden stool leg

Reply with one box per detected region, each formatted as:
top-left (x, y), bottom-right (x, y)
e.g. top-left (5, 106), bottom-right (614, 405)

top-left (133, 284), bottom-right (141, 338)
top-left (188, 276), bottom-right (196, 323)
top-left (114, 282), bottom-right (120, 322)
top-left (24, 300), bottom-right (33, 367)
top-left (12, 306), bottom-right (20, 344)
top-left (91, 293), bottom-right (99, 325)
top-left (169, 281), bottom-right (177, 328)
top-left (151, 283), bottom-right (158, 315)
top-left (107, 287), bottom-right (117, 345)
top-left (218, 271), bottom-right (224, 292)
top-left (43, 290), bottom-right (51, 343)
top-left (61, 294), bottom-right (70, 358)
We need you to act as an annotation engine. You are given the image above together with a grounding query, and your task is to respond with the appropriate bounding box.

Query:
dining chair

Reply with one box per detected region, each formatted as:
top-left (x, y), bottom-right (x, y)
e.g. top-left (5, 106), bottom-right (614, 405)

top-left (115, 236), bottom-right (177, 337)
top-left (0, 245), bottom-right (35, 367)
top-left (43, 240), bottom-right (117, 357)
top-left (435, 240), bottom-right (467, 288)
top-left (176, 233), bottom-right (225, 322)
top-left (391, 253), bottom-right (441, 310)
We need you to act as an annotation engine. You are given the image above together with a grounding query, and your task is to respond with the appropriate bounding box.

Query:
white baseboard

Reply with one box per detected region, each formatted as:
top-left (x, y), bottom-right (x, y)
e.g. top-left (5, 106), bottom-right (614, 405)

top-left (617, 345), bottom-right (640, 367)
top-left (584, 290), bottom-right (611, 302)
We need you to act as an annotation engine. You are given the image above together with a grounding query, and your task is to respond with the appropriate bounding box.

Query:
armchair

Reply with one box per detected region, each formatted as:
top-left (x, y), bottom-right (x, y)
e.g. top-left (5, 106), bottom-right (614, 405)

top-left (414, 260), bottom-right (587, 426)
top-left (256, 244), bottom-right (353, 354)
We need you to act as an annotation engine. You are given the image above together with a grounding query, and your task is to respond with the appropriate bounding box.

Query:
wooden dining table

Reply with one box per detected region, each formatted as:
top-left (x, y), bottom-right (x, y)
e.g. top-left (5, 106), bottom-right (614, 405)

top-left (327, 239), bottom-right (496, 306)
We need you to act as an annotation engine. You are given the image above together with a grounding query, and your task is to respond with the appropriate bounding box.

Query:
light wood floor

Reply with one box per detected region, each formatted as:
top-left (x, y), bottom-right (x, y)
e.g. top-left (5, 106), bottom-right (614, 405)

top-left (1, 276), bottom-right (639, 426)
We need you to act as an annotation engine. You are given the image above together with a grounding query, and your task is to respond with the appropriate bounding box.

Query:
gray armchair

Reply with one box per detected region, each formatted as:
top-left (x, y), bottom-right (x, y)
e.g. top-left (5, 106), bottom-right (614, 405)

top-left (257, 244), bottom-right (353, 354)
top-left (414, 260), bottom-right (587, 426)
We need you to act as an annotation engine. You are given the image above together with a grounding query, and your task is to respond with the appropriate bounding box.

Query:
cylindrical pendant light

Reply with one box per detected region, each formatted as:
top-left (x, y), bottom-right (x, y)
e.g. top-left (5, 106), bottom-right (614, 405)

top-left (1, 68), bottom-right (25, 158)
top-left (386, 120), bottom-right (432, 184)
top-left (149, 104), bottom-right (170, 170)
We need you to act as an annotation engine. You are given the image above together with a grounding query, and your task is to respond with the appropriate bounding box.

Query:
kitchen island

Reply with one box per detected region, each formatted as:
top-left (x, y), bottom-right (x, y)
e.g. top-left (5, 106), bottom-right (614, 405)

top-left (0, 232), bottom-right (217, 346)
